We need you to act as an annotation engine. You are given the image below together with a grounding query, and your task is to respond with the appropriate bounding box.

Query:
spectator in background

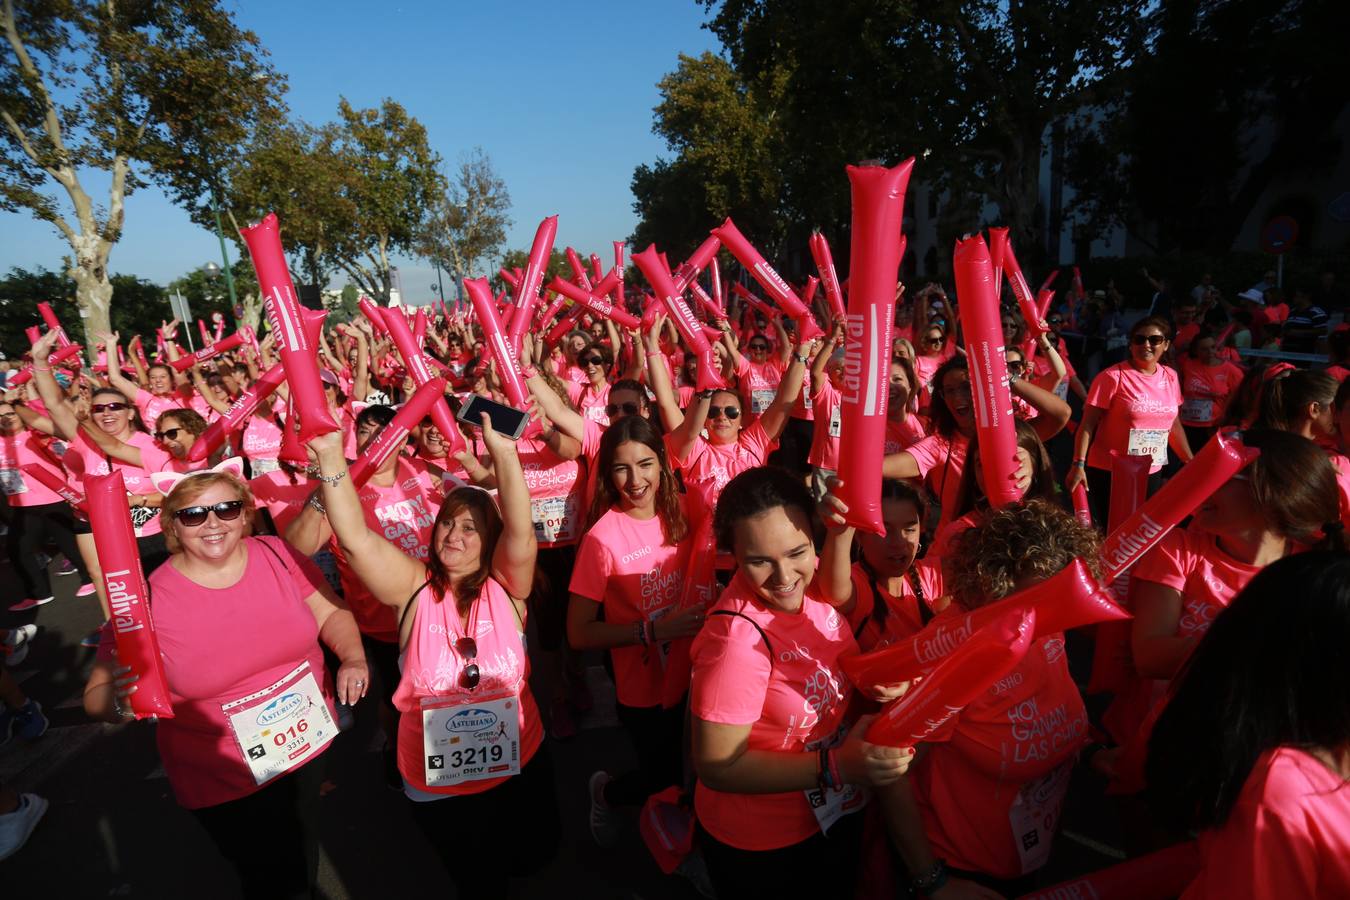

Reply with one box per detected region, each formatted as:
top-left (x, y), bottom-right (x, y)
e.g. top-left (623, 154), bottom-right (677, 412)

top-left (1281, 286), bottom-right (1329, 355)
top-left (1263, 287), bottom-right (1290, 328)
top-left (1190, 272), bottom-right (1215, 304)
top-left (1312, 270), bottom-right (1345, 313)
top-left (1237, 289), bottom-right (1270, 346)
top-left (1143, 268), bottom-right (1174, 322)
top-left (1173, 297), bottom-right (1201, 354)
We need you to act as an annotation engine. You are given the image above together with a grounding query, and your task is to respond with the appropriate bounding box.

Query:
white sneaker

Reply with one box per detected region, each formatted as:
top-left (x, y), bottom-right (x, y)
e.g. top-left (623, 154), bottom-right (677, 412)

top-left (3, 624), bottom-right (37, 665)
top-left (0, 793), bottom-right (49, 861)
top-left (588, 770), bottom-right (621, 848)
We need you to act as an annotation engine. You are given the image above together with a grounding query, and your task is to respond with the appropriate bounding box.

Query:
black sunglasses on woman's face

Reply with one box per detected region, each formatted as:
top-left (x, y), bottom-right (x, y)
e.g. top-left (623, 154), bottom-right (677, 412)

top-left (173, 500), bottom-right (245, 527)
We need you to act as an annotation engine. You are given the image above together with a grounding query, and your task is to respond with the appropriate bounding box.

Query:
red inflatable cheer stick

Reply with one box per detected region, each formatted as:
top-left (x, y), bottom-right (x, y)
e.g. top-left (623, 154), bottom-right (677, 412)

top-left (240, 214), bottom-right (339, 442)
top-left (590, 253), bottom-right (604, 284)
top-left (9, 342), bottom-right (84, 387)
top-left (20, 463), bottom-right (85, 511)
top-left (212, 312), bottom-right (226, 343)
top-left (413, 307), bottom-right (428, 348)
top-left (374, 306), bottom-right (467, 456)
top-left (507, 215), bottom-right (559, 349)
top-left (538, 296), bottom-right (567, 333)
top-left (809, 232), bottom-right (848, 324)
top-left (565, 248), bottom-right (594, 292)
top-left (277, 395), bottom-right (309, 465)
top-left (632, 246), bottom-right (726, 392)
top-left (588, 266), bottom-right (623, 304)
top-left (842, 558), bottom-right (1124, 690)
top-left (464, 278), bottom-right (532, 414)
top-left (670, 234), bottom-right (721, 296)
top-left (613, 242), bottom-right (627, 311)
top-left (1071, 481), bottom-right (1092, 526)
top-left (547, 278), bottom-right (642, 331)
top-left (834, 161), bottom-right (913, 534)
top-left (709, 256), bottom-right (727, 316)
top-left (186, 363), bottom-right (287, 463)
top-left (169, 332), bottom-right (246, 372)
top-left (1088, 451), bottom-right (1152, 695)
top-left (990, 228), bottom-right (1048, 339)
top-left (500, 268), bottom-right (521, 290)
top-left (661, 514), bottom-right (717, 710)
top-left (358, 297), bottom-right (388, 336)
top-left (86, 470), bottom-right (174, 719)
top-left (802, 275), bottom-right (819, 306)
top-left (955, 233), bottom-right (1020, 509)
top-left (1072, 266), bottom-right (1086, 303)
top-left (348, 378), bottom-right (448, 489)
top-left (545, 304), bottom-right (587, 348)
top-left (197, 319), bottom-right (211, 346)
top-left (1100, 430), bottom-right (1258, 583)
top-left (712, 219), bottom-right (824, 340)
top-left (732, 282), bottom-right (781, 321)
top-left (37, 302), bottom-right (72, 348)
top-left (1038, 269), bottom-right (1060, 294)
top-left (1016, 842), bottom-right (1199, 900)
top-left (865, 608), bottom-right (1035, 747)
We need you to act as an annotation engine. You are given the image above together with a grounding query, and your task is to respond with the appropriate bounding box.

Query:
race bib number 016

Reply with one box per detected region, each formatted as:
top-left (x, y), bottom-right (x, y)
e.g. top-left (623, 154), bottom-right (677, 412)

top-left (222, 662), bottom-right (336, 787)
top-left (531, 494), bottom-right (578, 545)
top-left (1127, 428), bottom-right (1168, 469)
top-left (421, 693), bottom-right (521, 787)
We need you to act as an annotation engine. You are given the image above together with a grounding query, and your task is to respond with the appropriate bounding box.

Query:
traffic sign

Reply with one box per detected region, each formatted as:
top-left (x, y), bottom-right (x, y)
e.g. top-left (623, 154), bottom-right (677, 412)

top-left (1260, 215), bottom-right (1298, 255)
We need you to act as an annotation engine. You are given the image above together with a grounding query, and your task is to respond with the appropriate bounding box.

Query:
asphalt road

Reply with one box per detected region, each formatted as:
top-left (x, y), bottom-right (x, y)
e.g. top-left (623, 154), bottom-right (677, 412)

top-left (2, 549), bottom-right (1125, 898)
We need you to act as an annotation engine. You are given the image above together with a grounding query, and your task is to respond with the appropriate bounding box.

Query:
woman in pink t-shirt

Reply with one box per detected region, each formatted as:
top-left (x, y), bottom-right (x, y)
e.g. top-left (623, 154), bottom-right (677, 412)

top-left (1255, 368), bottom-right (1350, 527)
top-left (1145, 552), bottom-right (1350, 899)
top-left (1178, 330), bottom-right (1245, 450)
top-left (308, 412), bottom-right (559, 896)
top-left (567, 415), bottom-right (701, 845)
top-left (883, 354), bottom-right (926, 455)
top-left (691, 467), bottom-right (912, 897)
top-left (1107, 430), bottom-right (1347, 750)
top-left (1070, 316), bottom-right (1193, 527)
top-left (83, 468), bottom-right (367, 898)
top-left (569, 340), bottom-right (616, 426)
top-left (884, 501), bottom-right (1098, 896)
top-left (806, 322), bottom-right (846, 496)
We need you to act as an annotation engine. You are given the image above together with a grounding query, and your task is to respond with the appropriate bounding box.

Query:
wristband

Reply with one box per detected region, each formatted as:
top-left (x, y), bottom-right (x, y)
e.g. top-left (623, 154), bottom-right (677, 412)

top-left (520, 365), bottom-right (539, 380)
top-left (314, 469), bottom-right (348, 487)
top-left (307, 495), bottom-right (327, 515)
top-left (793, 352), bottom-right (809, 365)
top-left (909, 859), bottom-right (949, 896)
top-left (817, 747), bottom-right (833, 791)
top-left (827, 747), bottom-right (843, 792)
top-left (1071, 460), bottom-right (1086, 469)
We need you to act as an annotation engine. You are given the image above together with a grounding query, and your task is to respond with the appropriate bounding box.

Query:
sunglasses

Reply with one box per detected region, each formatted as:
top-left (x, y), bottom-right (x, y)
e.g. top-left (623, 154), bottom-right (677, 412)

top-left (1131, 334), bottom-right (1167, 347)
top-left (1006, 361), bottom-right (1026, 374)
top-left (456, 637), bottom-right (480, 690)
top-left (156, 427), bottom-right (183, 441)
top-left (91, 402), bottom-right (130, 414)
top-left (605, 401), bottom-right (640, 417)
top-left (1047, 317), bottom-right (1064, 325)
top-left (708, 405), bottom-right (741, 420)
top-left (749, 344), bottom-right (769, 352)
top-left (173, 499), bottom-right (245, 527)
top-left (923, 337), bottom-right (945, 348)
top-left (582, 355), bottom-right (605, 366)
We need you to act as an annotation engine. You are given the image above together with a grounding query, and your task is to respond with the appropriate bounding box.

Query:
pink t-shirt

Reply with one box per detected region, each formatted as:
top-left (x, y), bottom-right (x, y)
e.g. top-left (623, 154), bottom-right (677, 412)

top-left (569, 504), bottom-right (691, 708)
top-left (913, 628), bottom-right (1088, 878)
top-left (905, 431), bottom-right (970, 524)
top-left (1030, 337), bottom-right (1077, 400)
top-left (929, 509), bottom-right (985, 564)
top-left (0, 431), bottom-right (64, 507)
top-left (97, 536), bottom-right (334, 809)
top-left (135, 387), bottom-right (192, 432)
top-left (807, 378), bottom-right (842, 470)
top-left (517, 436), bottom-right (585, 548)
top-left (1085, 362), bottom-right (1182, 473)
top-left (249, 469), bottom-right (314, 533)
top-left (393, 578), bottom-right (542, 796)
top-left (240, 415), bottom-right (282, 468)
top-left (669, 421), bottom-right (774, 526)
top-left (884, 415), bottom-right (928, 456)
top-left (331, 457), bottom-right (442, 642)
top-left (1327, 451), bottom-right (1350, 530)
top-left (735, 356), bottom-right (785, 418)
top-left (570, 381), bottom-right (612, 426)
top-left (1183, 747), bottom-right (1350, 899)
top-left (71, 430), bottom-right (173, 537)
top-left (913, 345), bottom-right (956, 393)
top-left (847, 560), bottom-right (943, 653)
top-left (1132, 527), bottom-right (1261, 641)
top-left (1179, 358), bottom-right (1245, 427)
top-left (690, 574), bottom-right (856, 851)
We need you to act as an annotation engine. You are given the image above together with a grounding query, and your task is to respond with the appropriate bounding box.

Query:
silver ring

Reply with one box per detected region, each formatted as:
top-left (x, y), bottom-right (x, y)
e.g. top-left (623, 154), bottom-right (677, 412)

top-left (354, 679), bottom-right (365, 686)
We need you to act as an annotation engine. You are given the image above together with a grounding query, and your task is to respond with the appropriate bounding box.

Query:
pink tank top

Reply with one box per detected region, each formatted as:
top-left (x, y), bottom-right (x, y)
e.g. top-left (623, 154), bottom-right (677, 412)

top-left (393, 577), bottom-right (542, 795)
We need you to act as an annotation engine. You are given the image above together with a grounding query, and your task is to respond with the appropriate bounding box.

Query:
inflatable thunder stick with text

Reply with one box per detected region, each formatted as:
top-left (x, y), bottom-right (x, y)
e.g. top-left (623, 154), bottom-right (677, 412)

top-left (374, 306), bottom-right (467, 455)
top-left (632, 247), bottom-right (726, 392)
top-left (186, 363), bottom-right (287, 463)
top-left (834, 160), bottom-right (913, 534)
top-left (1088, 451), bottom-right (1152, 693)
top-left (506, 216), bottom-right (558, 348)
top-left (348, 378), bottom-right (448, 488)
top-left (712, 218), bottom-right (823, 340)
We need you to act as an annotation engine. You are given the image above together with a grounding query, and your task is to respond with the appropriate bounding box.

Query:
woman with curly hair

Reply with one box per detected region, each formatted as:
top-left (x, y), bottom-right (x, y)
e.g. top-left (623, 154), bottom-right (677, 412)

top-left (566, 415), bottom-right (702, 845)
top-left (882, 500), bottom-right (1099, 897)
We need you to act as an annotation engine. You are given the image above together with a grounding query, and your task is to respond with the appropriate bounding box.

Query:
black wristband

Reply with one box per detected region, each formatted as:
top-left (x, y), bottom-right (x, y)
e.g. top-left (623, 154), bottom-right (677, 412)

top-left (909, 859), bottom-right (948, 897)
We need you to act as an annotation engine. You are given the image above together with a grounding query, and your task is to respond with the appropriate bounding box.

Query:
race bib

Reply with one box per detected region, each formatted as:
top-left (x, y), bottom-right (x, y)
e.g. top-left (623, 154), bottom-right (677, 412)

top-left (1127, 428), bottom-right (1168, 469)
top-left (129, 504), bottom-right (160, 538)
top-left (1053, 379), bottom-right (1069, 402)
top-left (828, 405), bottom-right (841, 439)
top-left (531, 493), bottom-right (578, 545)
top-left (222, 662), bottom-right (337, 787)
top-left (802, 726), bottom-right (868, 834)
top-left (1179, 397), bottom-right (1214, 424)
top-left (1008, 760), bottom-right (1074, 874)
top-left (249, 457), bottom-right (281, 475)
top-left (421, 693), bottom-right (521, 787)
top-left (0, 467), bottom-right (27, 496)
top-left (751, 388), bottom-right (776, 415)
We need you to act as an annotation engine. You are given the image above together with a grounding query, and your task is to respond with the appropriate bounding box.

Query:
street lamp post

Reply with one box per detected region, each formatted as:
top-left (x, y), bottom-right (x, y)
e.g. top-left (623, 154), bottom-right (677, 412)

top-left (209, 187), bottom-right (239, 312)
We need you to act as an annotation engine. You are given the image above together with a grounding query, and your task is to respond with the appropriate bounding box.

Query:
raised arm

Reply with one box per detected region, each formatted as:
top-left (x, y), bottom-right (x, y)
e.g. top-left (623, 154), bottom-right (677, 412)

top-left (816, 476), bottom-right (859, 616)
top-left (28, 331), bottom-right (80, 441)
top-left (643, 315), bottom-right (685, 432)
top-left (1012, 376), bottom-right (1072, 442)
top-left (480, 414), bottom-right (536, 600)
top-left (100, 332), bottom-right (141, 400)
top-left (770, 315), bottom-right (791, 366)
top-left (757, 344), bottom-right (809, 442)
top-left (347, 325), bottom-right (371, 402)
top-left (521, 334), bottom-right (585, 443)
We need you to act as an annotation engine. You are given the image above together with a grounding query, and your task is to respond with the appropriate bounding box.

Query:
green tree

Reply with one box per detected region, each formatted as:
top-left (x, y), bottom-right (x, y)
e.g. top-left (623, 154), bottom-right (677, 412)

top-left (0, 265), bottom-right (77, 359)
top-left (1064, 0), bottom-right (1349, 254)
top-left (630, 51), bottom-right (786, 259)
top-left (417, 147), bottom-right (512, 290)
top-left (0, 0), bottom-right (284, 345)
top-left (492, 247), bottom-right (570, 297)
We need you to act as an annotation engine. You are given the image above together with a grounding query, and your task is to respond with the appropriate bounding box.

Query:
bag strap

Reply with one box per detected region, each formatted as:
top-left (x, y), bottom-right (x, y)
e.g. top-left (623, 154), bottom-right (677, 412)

top-left (710, 609), bottom-right (774, 665)
top-left (399, 578), bottom-right (431, 634)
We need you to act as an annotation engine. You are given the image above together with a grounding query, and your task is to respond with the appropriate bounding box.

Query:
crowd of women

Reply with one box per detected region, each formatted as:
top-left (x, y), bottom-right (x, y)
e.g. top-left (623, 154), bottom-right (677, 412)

top-left (0, 259), bottom-right (1347, 900)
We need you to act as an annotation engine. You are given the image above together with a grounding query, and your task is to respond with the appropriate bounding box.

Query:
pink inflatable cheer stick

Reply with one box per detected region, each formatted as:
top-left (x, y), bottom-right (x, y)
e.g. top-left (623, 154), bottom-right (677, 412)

top-left (10, 343), bottom-right (84, 387)
top-left (713, 219), bottom-right (822, 340)
top-left (631, 246), bottom-right (726, 392)
top-left (413, 307), bottom-right (428, 348)
top-left (197, 319), bottom-right (211, 346)
top-left (565, 247), bottom-right (594, 292)
top-left (1071, 481), bottom-right (1092, 526)
top-left (955, 233), bottom-right (1020, 509)
top-left (507, 215), bottom-right (559, 348)
top-left (842, 558), bottom-right (1124, 690)
top-left (186, 363), bottom-right (287, 463)
top-left (212, 312), bottom-right (226, 342)
top-left (835, 161), bottom-right (912, 534)
top-left (732, 282), bottom-right (781, 320)
top-left (548, 278), bottom-right (642, 330)
top-left (21, 463), bottom-right (85, 510)
top-left (464, 277), bottom-right (532, 414)
top-left (1087, 451), bottom-right (1152, 694)
top-left (545, 305), bottom-right (587, 348)
top-left (989, 227), bottom-right (1048, 338)
top-left (374, 307), bottom-right (466, 456)
top-left (801, 275), bottom-right (819, 305)
top-left (37, 302), bottom-right (72, 347)
top-left (670, 235), bottom-right (721, 296)
top-left (589, 253), bottom-right (603, 284)
top-left (613, 242), bottom-right (627, 311)
top-left (500, 268), bottom-right (521, 290)
top-left (348, 378), bottom-right (448, 489)
top-left (239, 213), bottom-right (339, 442)
top-left (865, 608), bottom-right (1034, 747)
top-left (86, 470), bottom-right (175, 719)
top-left (709, 256), bottom-right (727, 317)
top-left (168, 332), bottom-right (246, 372)
top-left (358, 297), bottom-right (388, 336)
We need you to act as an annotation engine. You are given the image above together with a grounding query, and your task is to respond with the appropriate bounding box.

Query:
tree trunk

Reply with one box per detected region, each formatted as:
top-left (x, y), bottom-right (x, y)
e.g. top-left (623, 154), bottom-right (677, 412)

top-left (68, 246), bottom-right (113, 363)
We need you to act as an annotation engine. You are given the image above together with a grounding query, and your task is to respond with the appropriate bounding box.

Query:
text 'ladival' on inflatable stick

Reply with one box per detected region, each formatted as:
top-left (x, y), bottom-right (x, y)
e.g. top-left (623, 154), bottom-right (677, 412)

top-left (186, 363), bottom-right (287, 463)
top-left (955, 232), bottom-right (1020, 509)
top-left (169, 331), bottom-right (246, 372)
top-left (87, 470), bottom-right (174, 719)
top-left (988, 227), bottom-right (1049, 339)
top-left (835, 159), bottom-right (912, 534)
top-left (348, 378), bottom-right (448, 488)
top-left (632, 246), bottom-right (726, 392)
top-left (841, 558), bottom-right (1126, 691)
top-left (809, 231), bottom-right (848, 323)
top-left (374, 306), bottom-right (466, 456)
top-left (712, 218), bottom-right (824, 340)
top-left (547, 278), bottom-right (642, 331)
top-left (1088, 451), bottom-right (1152, 693)
top-left (1099, 430), bottom-right (1258, 583)
top-left (464, 277), bottom-right (534, 420)
top-left (240, 213), bottom-right (339, 442)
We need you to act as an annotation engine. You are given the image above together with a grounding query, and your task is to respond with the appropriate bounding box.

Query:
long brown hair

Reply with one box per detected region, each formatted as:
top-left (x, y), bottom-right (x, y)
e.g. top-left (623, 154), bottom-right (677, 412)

top-left (426, 487), bottom-right (503, 607)
top-left (589, 415), bottom-right (688, 545)
top-left (1240, 428), bottom-right (1348, 551)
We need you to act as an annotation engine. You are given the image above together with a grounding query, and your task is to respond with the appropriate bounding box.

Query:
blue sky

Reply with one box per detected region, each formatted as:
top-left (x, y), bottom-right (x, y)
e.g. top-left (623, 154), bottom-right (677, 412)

top-left (0, 0), bottom-right (721, 305)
